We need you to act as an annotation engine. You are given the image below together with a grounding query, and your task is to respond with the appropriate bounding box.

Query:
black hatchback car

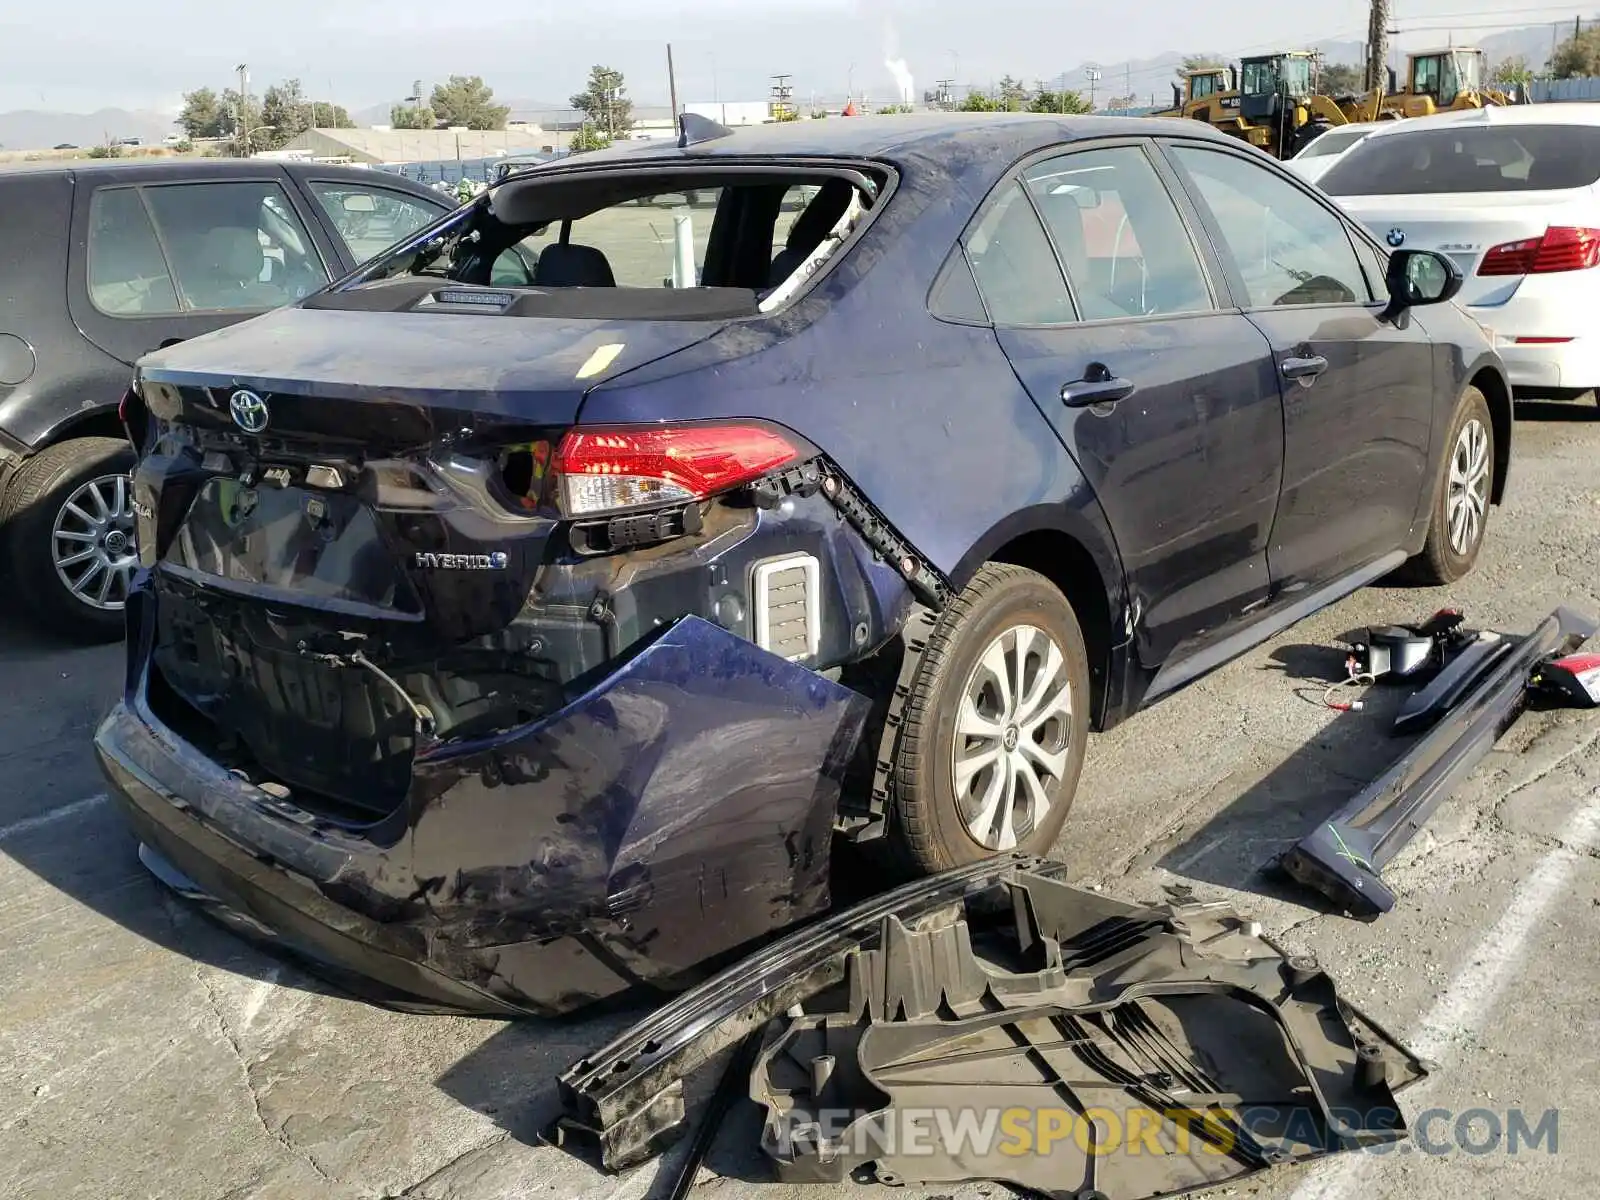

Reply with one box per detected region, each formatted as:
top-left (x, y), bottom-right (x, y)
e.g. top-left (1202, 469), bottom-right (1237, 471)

top-left (99, 114), bottom-right (1509, 1017)
top-left (0, 158), bottom-right (452, 638)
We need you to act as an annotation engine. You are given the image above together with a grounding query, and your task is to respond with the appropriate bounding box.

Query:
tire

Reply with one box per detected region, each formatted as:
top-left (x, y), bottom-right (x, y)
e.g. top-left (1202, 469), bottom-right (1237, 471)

top-left (883, 563), bottom-right (1092, 877)
top-left (1404, 386), bottom-right (1494, 586)
top-left (1, 437), bottom-right (137, 642)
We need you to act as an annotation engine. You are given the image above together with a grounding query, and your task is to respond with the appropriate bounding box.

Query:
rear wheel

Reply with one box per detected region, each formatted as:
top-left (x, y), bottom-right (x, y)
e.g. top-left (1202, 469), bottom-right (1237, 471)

top-left (884, 564), bottom-right (1091, 876)
top-left (1, 437), bottom-right (137, 642)
top-left (1405, 386), bottom-right (1494, 585)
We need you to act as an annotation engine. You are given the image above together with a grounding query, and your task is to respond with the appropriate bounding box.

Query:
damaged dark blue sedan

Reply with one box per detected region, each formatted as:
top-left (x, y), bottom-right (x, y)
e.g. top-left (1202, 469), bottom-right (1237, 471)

top-left (97, 112), bottom-right (1510, 1016)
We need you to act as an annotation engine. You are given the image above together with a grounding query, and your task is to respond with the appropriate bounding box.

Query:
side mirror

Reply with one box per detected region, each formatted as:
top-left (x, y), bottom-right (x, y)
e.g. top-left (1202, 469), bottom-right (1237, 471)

top-left (341, 193), bottom-right (377, 213)
top-left (1385, 248), bottom-right (1462, 316)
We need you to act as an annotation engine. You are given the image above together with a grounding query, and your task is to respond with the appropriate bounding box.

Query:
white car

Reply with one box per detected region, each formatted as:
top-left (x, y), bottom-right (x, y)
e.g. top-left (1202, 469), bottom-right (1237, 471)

top-left (1320, 104), bottom-right (1600, 400)
top-left (1285, 121), bottom-right (1384, 185)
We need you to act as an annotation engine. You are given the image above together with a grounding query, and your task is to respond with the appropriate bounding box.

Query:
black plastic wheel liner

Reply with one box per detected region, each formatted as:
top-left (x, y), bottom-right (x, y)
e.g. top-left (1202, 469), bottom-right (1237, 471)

top-left (1282, 606), bottom-right (1598, 918)
top-left (557, 857), bottom-right (1428, 1196)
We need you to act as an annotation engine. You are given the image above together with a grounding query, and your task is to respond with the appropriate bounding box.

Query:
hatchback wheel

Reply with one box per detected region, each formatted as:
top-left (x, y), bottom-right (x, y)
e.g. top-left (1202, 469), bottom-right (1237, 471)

top-left (2, 437), bottom-right (137, 642)
top-left (1406, 386), bottom-right (1494, 585)
top-left (884, 563), bottom-right (1090, 876)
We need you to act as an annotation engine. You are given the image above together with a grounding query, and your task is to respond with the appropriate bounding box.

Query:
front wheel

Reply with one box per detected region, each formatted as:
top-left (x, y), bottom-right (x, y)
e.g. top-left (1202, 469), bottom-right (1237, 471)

top-left (1405, 386), bottom-right (1494, 585)
top-left (884, 563), bottom-right (1091, 876)
top-left (1, 437), bottom-right (138, 642)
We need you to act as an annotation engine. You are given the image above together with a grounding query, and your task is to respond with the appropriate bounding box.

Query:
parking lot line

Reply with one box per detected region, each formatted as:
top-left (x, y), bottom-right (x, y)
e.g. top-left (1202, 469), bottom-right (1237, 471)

top-left (1288, 785), bottom-right (1600, 1200)
top-left (0, 793), bottom-right (109, 842)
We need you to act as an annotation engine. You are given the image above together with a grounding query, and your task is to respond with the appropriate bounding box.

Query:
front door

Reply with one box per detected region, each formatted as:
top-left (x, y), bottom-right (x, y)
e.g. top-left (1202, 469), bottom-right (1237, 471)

top-left (966, 143), bottom-right (1285, 670)
top-left (1162, 142), bottom-right (1438, 595)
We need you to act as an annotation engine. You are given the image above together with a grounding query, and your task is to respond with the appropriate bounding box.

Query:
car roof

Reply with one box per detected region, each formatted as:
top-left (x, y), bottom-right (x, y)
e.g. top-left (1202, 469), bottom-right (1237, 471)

top-left (0, 156), bottom-right (434, 188)
top-left (1361, 102), bottom-right (1600, 138)
top-left (562, 111), bottom-right (1246, 170)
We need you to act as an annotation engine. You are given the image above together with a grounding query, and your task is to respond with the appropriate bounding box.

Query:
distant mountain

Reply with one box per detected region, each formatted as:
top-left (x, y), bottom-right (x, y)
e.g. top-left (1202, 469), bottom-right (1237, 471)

top-left (0, 108), bottom-right (174, 152)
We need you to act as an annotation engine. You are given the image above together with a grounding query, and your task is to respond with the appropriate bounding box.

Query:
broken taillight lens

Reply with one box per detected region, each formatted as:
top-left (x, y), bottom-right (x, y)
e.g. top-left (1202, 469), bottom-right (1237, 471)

top-left (552, 424), bottom-right (799, 517)
top-left (1477, 226), bottom-right (1600, 276)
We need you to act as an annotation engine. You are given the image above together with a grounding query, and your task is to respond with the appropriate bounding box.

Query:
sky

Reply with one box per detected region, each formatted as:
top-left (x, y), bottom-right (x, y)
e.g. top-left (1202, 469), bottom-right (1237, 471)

top-left (0, 0), bottom-right (1589, 115)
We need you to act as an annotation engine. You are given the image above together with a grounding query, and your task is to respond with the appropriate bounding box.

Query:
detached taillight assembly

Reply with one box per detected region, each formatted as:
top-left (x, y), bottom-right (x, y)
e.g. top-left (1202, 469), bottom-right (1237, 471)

top-left (1477, 226), bottom-right (1600, 276)
top-left (551, 424), bottom-right (801, 518)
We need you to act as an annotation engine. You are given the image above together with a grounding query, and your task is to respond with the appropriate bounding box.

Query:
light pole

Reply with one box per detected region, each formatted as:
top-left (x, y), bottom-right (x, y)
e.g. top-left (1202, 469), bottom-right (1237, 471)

top-left (235, 63), bottom-right (250, 153)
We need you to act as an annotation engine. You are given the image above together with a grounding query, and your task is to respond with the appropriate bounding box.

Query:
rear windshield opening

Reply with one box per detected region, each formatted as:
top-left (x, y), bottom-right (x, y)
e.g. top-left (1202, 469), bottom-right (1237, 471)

top-left (1319, 123), bottom-right (1600, 196)
top-left (314, 166), bottom-right (886, 320)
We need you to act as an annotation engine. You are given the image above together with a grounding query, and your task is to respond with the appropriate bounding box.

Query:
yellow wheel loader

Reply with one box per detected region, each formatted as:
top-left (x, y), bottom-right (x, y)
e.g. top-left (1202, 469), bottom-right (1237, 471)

top-left (1153, 52), bottom-right (1351, 159)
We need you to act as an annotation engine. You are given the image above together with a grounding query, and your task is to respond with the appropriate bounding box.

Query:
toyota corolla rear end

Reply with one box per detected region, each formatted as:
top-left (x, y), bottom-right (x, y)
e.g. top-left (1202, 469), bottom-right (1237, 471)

top-left (95, 159), bottom-right (909, 1016)
top-left (1323, 108), bottom-right (1600, 398)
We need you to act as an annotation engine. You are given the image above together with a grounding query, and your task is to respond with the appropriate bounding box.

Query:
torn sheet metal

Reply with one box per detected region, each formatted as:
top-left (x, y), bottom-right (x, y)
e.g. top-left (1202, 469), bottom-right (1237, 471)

top-left (557, 856), bottom-right (1427, 1194)
top-left (1283, 606), bottom-right (1598, 918)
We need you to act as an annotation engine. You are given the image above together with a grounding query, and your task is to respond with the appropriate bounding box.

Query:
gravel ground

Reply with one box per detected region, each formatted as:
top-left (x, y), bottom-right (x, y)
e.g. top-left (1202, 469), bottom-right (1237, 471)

top-left (1, 398), bottom-right (1597, 1200)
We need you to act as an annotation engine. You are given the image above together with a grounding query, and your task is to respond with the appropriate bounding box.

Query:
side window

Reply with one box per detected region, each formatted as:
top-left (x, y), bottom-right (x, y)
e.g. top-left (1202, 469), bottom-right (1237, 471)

top-left (928, 246), bottom-right (988, 323)
top-left (1168, 146), bottom-right (1372, 307)
top-left (964, 182), bottom-right (1074, 326)
top-left (308, 183), bottom-right (446, 263)
top-left (492, 187), bottom-right (726, 289)
top-left (141, 181), bottom-right (331, 312)
top-left (1025, 146), bottom-right (1213, 319)
top-left (87, 188), bottom-right (181, 316)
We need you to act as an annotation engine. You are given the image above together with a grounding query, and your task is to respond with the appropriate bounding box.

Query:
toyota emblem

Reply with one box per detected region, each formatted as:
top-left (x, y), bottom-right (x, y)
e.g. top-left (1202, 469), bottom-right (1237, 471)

top-left (1386, 228), bottom-right (1406, 248)
top-left (229, 389), bottom-right (269, 434)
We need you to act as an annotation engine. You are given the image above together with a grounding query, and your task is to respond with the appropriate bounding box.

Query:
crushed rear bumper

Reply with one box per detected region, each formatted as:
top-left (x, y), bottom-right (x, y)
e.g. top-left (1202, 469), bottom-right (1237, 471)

top-left (97, 597), bottom-right (870, 1018)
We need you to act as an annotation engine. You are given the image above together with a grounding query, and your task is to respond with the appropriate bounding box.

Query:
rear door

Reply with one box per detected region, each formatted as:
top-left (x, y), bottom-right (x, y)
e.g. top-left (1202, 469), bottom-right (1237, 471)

top-left (68, 166), bottom-right (336, 366)
top-left (1162, 140), bottom-right (1437, 595)
top-left (971, 141), bottom-right (1286, 671)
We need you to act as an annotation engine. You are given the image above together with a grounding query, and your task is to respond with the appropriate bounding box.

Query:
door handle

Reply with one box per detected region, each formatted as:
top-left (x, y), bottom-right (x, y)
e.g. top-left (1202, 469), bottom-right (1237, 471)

top-left (1280, 354), bottom-right (1328, 381)
top-left (1061, 364), bottom-right (1136, 409)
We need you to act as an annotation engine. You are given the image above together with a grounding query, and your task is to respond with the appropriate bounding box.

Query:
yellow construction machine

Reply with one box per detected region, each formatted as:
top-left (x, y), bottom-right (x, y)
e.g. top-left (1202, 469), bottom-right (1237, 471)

top-left (1151, 47), bottom-right (1512, 159)
top-left (1154, 51), bottom-right (1350, 158)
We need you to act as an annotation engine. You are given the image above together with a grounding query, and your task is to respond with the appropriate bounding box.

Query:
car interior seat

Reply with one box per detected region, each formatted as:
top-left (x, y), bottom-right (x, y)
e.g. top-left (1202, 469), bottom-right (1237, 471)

top-left (175, 226), bottom-right (276, 310)
top-left (768, 180), bottom-right (856, 285)
top-left (533, 242), bottom-right (617, 287)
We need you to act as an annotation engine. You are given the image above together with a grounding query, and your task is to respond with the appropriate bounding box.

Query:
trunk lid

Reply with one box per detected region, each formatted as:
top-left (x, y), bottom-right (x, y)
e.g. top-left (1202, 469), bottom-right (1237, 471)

top-left (1337, 190), bottom-right (1592, 307)
top-left (134, 304), bottom-right (726, 825)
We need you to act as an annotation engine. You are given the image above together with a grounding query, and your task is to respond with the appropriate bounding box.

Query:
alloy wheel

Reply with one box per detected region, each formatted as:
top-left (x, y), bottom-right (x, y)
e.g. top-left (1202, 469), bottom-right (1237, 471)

top-left (51, 472), bottom-right (138, 611)
top-left (1446, 417), bottom-right (1490, 557)
top-left (950, 623), bottom-right (1075, 852)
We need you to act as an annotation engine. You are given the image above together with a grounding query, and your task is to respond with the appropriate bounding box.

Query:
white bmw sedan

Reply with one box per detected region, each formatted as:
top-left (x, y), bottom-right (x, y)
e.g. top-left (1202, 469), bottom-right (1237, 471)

top-left (1320, 103), bottom-right (1600, 402)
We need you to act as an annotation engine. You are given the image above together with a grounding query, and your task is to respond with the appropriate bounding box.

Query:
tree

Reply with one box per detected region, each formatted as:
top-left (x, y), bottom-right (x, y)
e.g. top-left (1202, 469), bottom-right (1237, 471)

top-left (259, 80), bottom-right (355, 147)
top-left (1550, 27), bottom-right (1600, 78)
top-left (260, 80), bottom-right (308, 148)
top-left (1106, 93), bottom-right (1139, 111)
top-left (1491, 53), bottom-right (1534, 86)
top-left (569, 124), bottom-right (611, 154)
top-left (960, 91), bottom-right (1001, 112)
top-left (570, 66), bottom-right (634, 139)
top-left (391, 103), bottom-right (436, 130)
top-left (1179, 54), bottom-right (1226, 83)
top-left (997, 75), bottom-right (1029, 110)
top-left (1318, 62), bottom-right (1365, 94)
top-left (1029, 87), bottom-right (1093, 114)
top-left (430, 74), bottom-right (509, 130)
top-left (177, 88), bottom-right (230, 139)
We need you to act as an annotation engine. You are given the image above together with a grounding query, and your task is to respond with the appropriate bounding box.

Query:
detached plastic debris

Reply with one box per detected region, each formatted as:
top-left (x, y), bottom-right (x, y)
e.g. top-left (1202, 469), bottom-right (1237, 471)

top-left (556, 856), bottom-right (1428, 1200)
top-left (1284, 606), bottom-right (1599, 918)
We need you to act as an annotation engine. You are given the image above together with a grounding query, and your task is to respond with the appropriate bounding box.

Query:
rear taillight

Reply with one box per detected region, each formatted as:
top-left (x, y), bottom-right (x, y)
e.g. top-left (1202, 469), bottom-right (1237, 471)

top-left (552, 424), bottom-right (800, 517)
top-left (1477, 226), bottom-right (1600, 276)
